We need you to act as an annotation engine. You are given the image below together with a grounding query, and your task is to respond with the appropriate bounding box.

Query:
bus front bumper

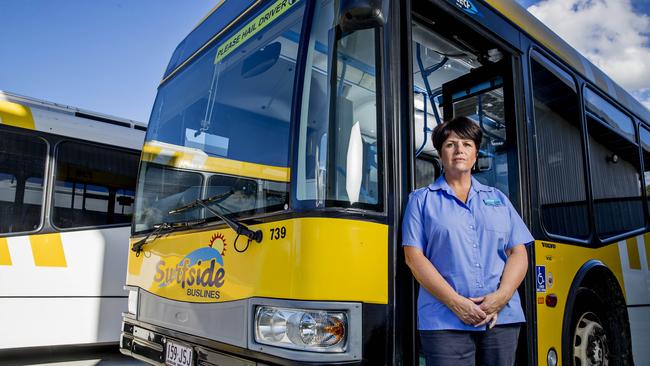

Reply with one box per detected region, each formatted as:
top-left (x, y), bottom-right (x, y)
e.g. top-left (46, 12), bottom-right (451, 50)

top-left (120, 320), bottom-right (260, 366)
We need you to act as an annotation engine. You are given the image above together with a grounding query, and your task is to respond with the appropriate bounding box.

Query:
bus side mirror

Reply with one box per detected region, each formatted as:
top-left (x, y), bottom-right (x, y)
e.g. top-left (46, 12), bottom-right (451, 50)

top-left (339, 0), bottom-right (386, 33)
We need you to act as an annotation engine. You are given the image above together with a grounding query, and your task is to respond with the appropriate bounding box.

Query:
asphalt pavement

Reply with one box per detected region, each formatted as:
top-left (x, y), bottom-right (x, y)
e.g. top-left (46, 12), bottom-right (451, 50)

top-left (0, 345), bottom-right (146, 366)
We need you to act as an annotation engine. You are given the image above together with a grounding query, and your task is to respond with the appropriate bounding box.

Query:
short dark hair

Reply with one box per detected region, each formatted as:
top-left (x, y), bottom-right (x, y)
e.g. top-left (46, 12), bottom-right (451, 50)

top-left (431, 116), bottom-right (482, 153)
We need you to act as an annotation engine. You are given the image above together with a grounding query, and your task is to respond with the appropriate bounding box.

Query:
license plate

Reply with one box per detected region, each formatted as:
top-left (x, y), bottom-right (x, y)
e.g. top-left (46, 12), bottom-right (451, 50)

top-left (165, 339), bottom-right (193, 366)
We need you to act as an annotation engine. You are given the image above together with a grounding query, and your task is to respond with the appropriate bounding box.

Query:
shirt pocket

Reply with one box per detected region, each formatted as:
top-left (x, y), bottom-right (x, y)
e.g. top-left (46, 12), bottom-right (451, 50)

top-left (484, 228), bottom-right (509, 260)
top-left (481, 206), bottom-right (511, 255)
top-left (480, 205), bottom-right (511, 232)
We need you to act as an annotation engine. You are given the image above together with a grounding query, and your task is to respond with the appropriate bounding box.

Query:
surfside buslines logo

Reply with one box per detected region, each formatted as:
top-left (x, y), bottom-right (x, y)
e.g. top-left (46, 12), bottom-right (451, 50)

top-left (153, 233), bottom-right (227, 300)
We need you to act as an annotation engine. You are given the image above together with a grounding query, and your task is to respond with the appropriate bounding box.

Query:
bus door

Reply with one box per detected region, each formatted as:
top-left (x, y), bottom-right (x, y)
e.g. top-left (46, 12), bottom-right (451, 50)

top-left (440, 60), bottom-right (535, 365)
top-left (440, 61), bottom-right (516, 196)
top-left (408, 5), bottom-right (530, 364)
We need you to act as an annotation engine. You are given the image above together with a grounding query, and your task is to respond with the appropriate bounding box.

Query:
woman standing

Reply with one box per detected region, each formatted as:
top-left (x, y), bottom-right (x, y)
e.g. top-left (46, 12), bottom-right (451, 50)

top-left (402, 117), bottom-right (533, 366)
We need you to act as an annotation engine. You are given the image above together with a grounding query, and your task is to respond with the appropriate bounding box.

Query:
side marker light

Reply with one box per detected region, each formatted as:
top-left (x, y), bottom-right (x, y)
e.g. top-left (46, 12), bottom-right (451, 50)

top-left (545, 294), bottom-right (557, 307)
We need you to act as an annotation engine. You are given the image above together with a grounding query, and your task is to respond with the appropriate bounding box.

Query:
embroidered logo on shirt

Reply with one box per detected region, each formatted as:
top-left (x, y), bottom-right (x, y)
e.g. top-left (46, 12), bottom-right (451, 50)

top-left (482, 198), bottom-right (503, 206)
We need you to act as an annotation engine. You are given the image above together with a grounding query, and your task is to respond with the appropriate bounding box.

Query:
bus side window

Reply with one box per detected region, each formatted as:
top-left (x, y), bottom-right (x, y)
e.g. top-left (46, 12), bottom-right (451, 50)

top-left (584, 88), bottom-right (643, 239)
top-left (413, 91), bottom-right (440, 189)
top-left (296, 1), bottom-right (382, 210)
top-left (53, 141), bottom-right (139, 229)
top-left (0, 130), bottom-right (47, 234)
top-left (415, 157), bottom-right (438, 189)
top-left (531, 54), bottom-right (590, 240)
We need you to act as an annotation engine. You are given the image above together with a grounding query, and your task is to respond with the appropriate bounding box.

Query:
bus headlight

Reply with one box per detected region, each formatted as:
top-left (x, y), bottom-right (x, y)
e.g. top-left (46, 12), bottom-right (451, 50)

top-left (254, 306), bottom-right (346, 352)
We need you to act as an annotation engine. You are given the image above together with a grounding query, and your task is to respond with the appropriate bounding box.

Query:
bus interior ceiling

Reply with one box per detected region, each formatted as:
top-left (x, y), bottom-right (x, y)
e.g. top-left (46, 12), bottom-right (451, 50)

top-left (411, 7), bottom-right (507, 187)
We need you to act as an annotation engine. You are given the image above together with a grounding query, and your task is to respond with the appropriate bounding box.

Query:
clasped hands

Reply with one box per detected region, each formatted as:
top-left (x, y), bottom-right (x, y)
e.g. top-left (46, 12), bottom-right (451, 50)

top-left (448, 289), bottom-right (509, 329)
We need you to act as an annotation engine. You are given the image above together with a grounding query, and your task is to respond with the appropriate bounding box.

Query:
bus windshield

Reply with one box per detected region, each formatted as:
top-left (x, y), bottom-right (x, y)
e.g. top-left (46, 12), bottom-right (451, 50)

top-left (134, 0), bottom-right (306, 233)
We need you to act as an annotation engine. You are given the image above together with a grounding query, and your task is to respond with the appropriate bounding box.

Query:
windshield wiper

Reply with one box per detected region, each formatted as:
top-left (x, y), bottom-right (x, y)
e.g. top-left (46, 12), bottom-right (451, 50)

top-left (168, 190), bottom-right (234, 215)
top-left (168, 191), bottom-right (263, 246)
top-left (131, 219), bottom-right (206, 255)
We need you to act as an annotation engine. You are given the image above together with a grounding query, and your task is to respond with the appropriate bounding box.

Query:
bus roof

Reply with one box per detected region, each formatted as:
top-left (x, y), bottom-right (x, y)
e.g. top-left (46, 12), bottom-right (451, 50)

top-left (0, 90), bottom-right (146, 150)
top-left (484, 0), bottom-right (649, 122)
top-left (162, 0), bottom-right (649, 122)
top-left (162, 0), bottom-right (258, 82)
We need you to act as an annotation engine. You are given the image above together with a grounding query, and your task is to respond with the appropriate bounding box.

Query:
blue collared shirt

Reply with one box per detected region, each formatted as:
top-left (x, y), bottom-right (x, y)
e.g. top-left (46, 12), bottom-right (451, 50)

top-left (402, 175), bottom-right (534, 331)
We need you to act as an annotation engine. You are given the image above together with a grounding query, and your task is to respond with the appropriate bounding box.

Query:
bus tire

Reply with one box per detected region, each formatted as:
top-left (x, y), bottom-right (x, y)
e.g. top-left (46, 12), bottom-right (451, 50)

top-left (570, 287), bottom-right (609, 366)
top-left (569, 285), bottom-right (631, 366)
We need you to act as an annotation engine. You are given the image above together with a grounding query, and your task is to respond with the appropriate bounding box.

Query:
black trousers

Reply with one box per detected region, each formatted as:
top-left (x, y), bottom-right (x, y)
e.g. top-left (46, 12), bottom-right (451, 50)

top-left (419, 324), bottom-right (521, 366)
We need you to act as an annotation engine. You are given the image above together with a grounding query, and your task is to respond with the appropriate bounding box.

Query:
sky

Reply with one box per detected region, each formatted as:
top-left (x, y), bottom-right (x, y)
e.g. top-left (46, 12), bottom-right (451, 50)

top-left (0, 0), bottom-right (648, 123)
top-left (524, 0), bottom-right (650, 110)
top-left (0, 1), bottom-right (215, 123)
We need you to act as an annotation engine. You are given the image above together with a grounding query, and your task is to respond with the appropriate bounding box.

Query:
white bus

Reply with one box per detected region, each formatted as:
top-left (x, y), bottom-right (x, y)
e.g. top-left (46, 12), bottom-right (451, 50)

top-left (0, 91), bottom-right (145, 351)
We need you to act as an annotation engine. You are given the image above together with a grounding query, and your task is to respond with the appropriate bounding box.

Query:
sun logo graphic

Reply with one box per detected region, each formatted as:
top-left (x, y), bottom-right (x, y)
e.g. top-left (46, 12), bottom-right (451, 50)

top-left (209, 232), bottom-right (227, 256)
top-left (153, 232), bottom-right (228, 300)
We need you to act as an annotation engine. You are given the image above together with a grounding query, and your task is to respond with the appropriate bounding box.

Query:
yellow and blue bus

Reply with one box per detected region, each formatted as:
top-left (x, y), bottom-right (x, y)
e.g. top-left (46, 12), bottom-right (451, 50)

top-left (0, 91), bottom-right (145, 352)
top-left (120, 0), bottom-right (650, 365)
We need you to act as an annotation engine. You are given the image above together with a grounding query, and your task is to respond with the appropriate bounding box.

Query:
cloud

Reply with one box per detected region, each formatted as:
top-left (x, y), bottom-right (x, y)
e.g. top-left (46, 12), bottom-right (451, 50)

top-left (527, 0), bottom-right (650, 109)
top-left (633, 88), bottom-right (650, 110)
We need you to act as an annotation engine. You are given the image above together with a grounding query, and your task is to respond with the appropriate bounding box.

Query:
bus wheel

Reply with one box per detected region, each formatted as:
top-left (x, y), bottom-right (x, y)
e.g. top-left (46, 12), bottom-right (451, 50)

top-left (573, 311), bottom-right (609, 366)
top-left (571, 288), bottom-right (609, 366)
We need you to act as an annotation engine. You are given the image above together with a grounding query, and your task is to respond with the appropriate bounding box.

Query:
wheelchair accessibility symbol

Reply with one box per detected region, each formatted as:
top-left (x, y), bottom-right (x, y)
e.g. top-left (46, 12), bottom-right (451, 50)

top-left (536, 266), bottom-right (546, 293)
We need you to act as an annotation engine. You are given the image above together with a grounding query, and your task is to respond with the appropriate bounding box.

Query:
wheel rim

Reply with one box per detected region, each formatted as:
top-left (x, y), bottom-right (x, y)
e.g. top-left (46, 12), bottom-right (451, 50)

top-left (573, 311), bottom-right (609, 366)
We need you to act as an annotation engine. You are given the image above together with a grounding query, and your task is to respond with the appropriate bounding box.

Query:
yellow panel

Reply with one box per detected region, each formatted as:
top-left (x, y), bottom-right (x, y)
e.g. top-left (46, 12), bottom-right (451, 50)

top-left (128, 248), bottom-right (144, 276)
top-left (0, 100), bottom-right (36, 130)
top-left (142, 142), bottom-right (290, 182)
top-left (0, 238), bottom-right (11, 266)
top-left (626, 237), bottom-right (641, 270)
top-left (126, 218), bottom-right (388, 304)
top-left (30, 233), bottom-right (67, 267)
top-left (534, 240), bottom-right (625, 365)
